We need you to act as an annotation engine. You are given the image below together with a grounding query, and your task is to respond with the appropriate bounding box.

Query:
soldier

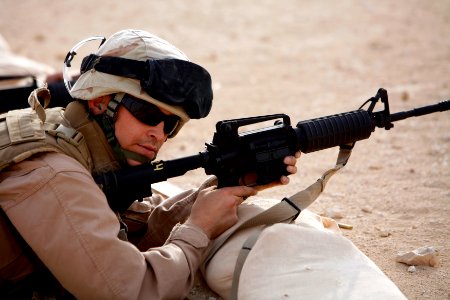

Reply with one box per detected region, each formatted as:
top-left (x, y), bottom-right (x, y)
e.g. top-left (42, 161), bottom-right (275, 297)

top-left (0, 29), bottom-right (299, 299)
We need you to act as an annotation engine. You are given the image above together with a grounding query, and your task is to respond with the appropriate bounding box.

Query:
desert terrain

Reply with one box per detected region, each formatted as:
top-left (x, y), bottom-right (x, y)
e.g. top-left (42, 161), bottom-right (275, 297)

top-left (1, 1), bottom-right (449, 299)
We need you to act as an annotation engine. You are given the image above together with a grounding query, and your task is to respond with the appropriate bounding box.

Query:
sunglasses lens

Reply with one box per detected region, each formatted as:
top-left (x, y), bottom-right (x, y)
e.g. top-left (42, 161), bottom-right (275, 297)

top-left (162, 116), bottom-right (180, 136)
top-left (121, 95), bottom-right (180, 135)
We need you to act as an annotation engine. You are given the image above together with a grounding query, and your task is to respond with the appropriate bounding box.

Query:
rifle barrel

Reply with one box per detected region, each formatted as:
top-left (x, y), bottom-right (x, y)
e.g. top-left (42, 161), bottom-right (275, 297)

top-left (390, 100), bottom-right (450, 123)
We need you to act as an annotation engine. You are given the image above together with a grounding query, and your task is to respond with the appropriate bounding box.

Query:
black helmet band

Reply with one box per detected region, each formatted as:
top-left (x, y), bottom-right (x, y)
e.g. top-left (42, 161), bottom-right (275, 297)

top-left (80, 54), bottom-right (213, 119)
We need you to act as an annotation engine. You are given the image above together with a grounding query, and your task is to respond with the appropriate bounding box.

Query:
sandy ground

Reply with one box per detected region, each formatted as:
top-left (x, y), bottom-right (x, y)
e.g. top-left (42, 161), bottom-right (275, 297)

top-left (1, 1), bottom-right (449, 299)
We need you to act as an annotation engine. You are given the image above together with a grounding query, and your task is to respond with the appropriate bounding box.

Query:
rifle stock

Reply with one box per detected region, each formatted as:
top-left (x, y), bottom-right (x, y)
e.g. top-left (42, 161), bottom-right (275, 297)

top-left (94, 88), bottom-right (450, 211)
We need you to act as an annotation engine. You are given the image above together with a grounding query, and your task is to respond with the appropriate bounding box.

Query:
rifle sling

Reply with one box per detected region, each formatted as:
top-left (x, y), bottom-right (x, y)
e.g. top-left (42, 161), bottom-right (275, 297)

top-left (201, 146), bottom-right (353, 300)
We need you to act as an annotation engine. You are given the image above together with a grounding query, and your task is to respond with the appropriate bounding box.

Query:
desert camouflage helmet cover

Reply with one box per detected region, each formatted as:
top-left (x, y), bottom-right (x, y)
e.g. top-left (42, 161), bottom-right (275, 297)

top-left (70, 29), bottom-right (213, 136)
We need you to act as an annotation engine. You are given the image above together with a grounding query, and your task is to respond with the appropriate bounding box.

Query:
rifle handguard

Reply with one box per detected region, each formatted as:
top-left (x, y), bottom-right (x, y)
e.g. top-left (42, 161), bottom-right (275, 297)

top-left (295, 110), bottom-right (374, 153)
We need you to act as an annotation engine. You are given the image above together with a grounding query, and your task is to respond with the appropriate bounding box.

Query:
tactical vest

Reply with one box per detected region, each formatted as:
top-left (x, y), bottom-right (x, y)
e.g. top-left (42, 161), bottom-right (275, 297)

top-left (0, 87), bottom-right (121, 174)
top-left (0, 87), bottom-right (121, 298)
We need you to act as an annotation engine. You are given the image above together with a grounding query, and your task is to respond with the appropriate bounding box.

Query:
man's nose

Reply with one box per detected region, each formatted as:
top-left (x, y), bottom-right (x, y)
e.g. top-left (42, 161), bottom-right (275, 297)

top-left (147, 121), bottom-right (167, 140)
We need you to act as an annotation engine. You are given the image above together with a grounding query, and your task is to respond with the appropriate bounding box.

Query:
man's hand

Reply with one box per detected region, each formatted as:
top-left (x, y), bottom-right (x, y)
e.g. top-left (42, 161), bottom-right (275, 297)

top-left (186, 151), bottom-right (300, 239)
top-left (240, 151), bottom-right (301, 191)
top-left (186, 185), bottom-right (257, 239)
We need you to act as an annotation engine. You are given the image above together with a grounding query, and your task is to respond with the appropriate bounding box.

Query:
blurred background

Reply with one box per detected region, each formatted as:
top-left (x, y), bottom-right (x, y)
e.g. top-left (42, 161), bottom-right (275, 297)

top-left (1, 1), bottom-right (449, 299)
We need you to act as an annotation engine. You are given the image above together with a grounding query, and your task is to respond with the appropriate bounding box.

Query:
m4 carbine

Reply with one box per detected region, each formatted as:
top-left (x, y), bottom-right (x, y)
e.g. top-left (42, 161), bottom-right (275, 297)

top-left (94, 88), bottom-right (450, 212)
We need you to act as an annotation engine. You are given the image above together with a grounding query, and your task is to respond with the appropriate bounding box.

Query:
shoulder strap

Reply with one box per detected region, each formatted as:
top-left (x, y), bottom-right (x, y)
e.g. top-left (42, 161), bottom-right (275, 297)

top-left (27, 86), bottom-right (51, 123)
top-left (201, 145), bottom-right (353, 300)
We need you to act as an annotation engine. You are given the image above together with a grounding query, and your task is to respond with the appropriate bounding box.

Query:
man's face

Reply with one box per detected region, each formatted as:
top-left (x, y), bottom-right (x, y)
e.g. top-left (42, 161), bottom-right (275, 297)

top-left (114, 104), bottom-right (173, 166)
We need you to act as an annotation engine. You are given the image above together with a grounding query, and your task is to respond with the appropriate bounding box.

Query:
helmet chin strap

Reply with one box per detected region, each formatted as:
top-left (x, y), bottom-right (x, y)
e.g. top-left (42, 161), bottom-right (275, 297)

top-left (121, 149), bottom-right (153, 164)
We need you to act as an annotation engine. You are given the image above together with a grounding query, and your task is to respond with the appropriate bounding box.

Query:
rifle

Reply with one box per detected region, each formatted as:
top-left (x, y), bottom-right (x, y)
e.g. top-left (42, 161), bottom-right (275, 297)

top-left (93, 88), bottom-right (450, 212)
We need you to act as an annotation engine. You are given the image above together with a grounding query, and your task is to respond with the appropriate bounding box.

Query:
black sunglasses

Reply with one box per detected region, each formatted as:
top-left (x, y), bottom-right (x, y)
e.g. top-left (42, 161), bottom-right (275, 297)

top-left (120, 94), bottom-right (180, 136)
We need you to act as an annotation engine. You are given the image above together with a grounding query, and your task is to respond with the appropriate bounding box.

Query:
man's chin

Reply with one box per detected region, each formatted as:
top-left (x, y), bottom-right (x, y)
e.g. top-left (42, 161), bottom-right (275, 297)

top-left (126, 155), bottom-right (156, 166)
top-left (124, 148), bottom-right (158, 166)
top-left (127, 159), bottom-right (141, 166)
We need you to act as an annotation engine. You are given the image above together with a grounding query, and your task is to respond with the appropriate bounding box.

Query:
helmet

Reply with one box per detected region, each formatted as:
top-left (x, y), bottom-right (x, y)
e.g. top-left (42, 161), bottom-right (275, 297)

top-left (68, 29), bottom-right (213, 137)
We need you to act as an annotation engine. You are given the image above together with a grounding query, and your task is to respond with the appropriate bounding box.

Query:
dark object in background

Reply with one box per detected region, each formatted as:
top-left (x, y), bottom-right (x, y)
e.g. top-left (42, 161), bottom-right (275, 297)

top-left (0, 76), bottom-right (73, 112)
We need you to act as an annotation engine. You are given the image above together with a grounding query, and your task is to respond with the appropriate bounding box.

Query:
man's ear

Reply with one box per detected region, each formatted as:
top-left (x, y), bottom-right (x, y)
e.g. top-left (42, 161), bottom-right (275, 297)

top-left (88, 95), bottom-right (111, 115)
